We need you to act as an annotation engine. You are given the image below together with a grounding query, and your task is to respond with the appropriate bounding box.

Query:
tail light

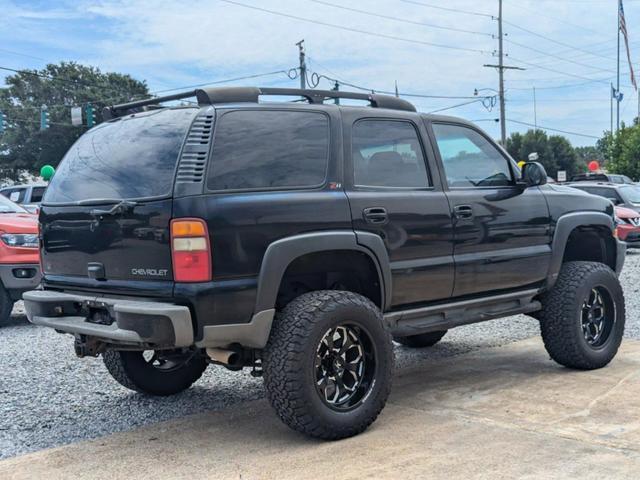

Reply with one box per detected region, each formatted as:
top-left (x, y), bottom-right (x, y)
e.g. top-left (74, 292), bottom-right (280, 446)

top-left (170, 218), bottom-right (211, 282)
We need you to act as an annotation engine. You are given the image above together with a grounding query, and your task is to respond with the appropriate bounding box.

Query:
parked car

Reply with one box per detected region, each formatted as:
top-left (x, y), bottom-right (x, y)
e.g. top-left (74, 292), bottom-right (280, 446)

top-left (24, 87), bottom-right (626, 440)
top-left (565, 181), bottom-right (640, 213)
top-left (0, 184), bottom-right (47, 214)
top-left (570, 173), bottom-right (635, 184)
top-left (0, 195), bottom-right (41, 323)
top-left (615, 206), bottom-right (640, 248)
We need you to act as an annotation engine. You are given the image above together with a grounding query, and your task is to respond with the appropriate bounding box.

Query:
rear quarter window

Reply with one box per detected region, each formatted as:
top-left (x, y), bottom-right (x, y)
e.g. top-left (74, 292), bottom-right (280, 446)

top-left (207, 110), bottom-right (329, 191)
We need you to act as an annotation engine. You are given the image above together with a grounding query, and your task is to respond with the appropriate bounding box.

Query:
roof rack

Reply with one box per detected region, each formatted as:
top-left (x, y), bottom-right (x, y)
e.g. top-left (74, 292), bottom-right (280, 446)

top-left (102, 86), bottom-right (416, 119)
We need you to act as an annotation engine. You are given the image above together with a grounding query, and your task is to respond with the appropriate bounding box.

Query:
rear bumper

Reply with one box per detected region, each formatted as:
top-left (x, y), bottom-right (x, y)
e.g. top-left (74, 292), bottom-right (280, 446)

top-left (0, 264), bottom-right (41, 295)
top-left (23, 290), bottom-right (193, 348)
top-left (23, 289), bottom-right (275, 350)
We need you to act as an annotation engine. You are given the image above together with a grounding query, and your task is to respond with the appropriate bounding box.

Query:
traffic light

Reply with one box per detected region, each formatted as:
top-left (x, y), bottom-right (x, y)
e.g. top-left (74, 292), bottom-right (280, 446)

top-left (40, 105), bottom-right (50, 130)
top-left (85, 103), bottom-right (96, 127)
top-left (0, 111), bottom-right (6, 133)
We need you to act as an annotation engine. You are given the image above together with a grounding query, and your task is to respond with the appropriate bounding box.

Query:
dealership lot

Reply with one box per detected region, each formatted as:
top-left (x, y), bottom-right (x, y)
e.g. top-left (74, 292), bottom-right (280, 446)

top-left (1, 251), bottom-right (640, 463)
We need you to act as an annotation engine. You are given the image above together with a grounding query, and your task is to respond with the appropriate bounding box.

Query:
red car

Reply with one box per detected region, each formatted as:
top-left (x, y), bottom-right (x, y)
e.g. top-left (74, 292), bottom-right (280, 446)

top-left (0, 195), bottom-right (41, 323)
top-left (615, 205), bottom-right (640, 248)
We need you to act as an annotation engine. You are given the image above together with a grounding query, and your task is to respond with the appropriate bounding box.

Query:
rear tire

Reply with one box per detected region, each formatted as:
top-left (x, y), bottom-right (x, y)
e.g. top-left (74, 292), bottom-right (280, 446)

top-left (103, 349), bottom-right (207, 396)
top-left (539, 261), bottom-right (625, 370)
top-left (0, 284), bottom-right (14, 325)
top-left (394, 330), bottom-right (447, 348)
top-left (262, 290), bottom-right (394, 440)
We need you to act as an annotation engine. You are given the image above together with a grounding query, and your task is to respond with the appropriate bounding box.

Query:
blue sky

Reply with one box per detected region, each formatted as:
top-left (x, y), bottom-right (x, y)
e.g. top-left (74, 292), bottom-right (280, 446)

top-left (2, 0), bottom-right (640, 146)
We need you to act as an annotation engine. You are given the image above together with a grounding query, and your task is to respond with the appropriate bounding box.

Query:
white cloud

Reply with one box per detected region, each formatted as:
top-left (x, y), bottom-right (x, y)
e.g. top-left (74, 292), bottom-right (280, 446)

top-left (3, 0), bottom-right (640, 145)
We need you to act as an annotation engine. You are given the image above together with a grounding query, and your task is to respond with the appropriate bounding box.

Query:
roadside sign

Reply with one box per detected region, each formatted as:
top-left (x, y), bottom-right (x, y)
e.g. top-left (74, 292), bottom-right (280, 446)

top-left (557, 170), bottom-right (567, 182)
top-left (71, 107), bottom-right (82, 126)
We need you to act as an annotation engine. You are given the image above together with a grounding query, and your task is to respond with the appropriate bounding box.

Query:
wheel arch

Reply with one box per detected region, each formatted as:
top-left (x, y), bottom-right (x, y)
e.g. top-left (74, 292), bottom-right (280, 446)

top-left (547, 212), bottom-right (618, 289)
top-left (254, 231), bottom-right (391, 314)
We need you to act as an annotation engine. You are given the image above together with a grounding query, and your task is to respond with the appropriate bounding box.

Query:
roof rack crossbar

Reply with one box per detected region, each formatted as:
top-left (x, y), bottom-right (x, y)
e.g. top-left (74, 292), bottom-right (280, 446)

top-left (103, 86), bottom-right (416, 119)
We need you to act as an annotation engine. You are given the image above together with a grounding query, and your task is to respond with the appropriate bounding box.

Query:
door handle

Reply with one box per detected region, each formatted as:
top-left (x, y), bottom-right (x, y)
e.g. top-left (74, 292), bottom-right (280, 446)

top-left (363, 207), bottom-right (388, 225)
top-left (453, 205), bottom-right (474, 219)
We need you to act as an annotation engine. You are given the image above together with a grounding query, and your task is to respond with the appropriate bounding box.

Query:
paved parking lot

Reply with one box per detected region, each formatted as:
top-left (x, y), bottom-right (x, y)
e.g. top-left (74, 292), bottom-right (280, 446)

top-left (1, 251), bottom-right (639, 465)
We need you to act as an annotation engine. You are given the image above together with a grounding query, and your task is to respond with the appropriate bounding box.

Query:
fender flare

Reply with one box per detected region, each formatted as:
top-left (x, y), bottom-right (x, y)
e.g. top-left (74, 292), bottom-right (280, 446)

top-left (254, 230), bottom-right (391, 313)
top-left (546, 211), bottom-right (615, 289)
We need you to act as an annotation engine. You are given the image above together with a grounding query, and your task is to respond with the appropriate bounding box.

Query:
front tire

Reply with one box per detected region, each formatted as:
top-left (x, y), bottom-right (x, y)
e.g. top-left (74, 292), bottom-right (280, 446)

top-left (539, 261), bottom-right (625, 370)
top-left (394, 330), bottom-right (447, 348)
top-left (262, 290), bottom-right (394, 440)
top-left (103, 349), bottom-right (207, 396)
top-left (0, 284), bottom-right (14, 325)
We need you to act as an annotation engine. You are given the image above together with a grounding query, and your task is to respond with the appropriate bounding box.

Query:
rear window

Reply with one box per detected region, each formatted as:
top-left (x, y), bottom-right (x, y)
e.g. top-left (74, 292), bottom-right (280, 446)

top-left (44, 108), bottom-right (198, 204)
top-left (207, 110), bottom-right (329, 191)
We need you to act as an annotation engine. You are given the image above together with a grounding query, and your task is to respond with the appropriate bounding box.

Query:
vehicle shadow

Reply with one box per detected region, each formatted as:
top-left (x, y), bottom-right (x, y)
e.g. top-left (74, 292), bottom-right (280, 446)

top-left (3, 313), bottom-right (30, 328)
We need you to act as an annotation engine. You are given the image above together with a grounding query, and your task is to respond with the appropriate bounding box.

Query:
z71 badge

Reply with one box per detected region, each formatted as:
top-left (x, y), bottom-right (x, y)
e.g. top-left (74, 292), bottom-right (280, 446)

top-left (131, 268), bottom-right (169, 277)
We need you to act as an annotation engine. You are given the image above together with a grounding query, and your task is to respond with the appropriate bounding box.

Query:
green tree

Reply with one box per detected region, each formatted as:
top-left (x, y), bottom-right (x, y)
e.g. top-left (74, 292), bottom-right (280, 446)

top-left (0, 62), bottom-right (149, 180)
top-left (506, 129), bottom-right (580, 178)
top-left (605, 123), bottom-right (640, 180)
top-left (574, 145), bottom-right (605, 169)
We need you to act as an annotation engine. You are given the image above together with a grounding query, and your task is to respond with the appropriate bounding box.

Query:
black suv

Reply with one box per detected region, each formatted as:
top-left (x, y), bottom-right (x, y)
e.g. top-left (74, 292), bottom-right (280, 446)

top-left (25, 87), bottom-right (626, 440)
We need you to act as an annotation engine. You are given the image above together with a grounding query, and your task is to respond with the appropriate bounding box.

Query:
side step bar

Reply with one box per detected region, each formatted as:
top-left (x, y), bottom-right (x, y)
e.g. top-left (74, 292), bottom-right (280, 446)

top-left (384, 289), bottom-right (541, 337)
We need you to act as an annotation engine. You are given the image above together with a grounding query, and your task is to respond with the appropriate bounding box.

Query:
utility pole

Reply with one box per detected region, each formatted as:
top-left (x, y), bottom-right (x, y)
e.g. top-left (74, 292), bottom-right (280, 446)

top-left (483, 0), bottom-right (524, 145)
top-left (296, 39), bottom-right (306, 90)
top-left (533, 86), bottom-right (537, 130)
top-left (611, 83), bottom-right (615, 133)
top-left (617, 4), bottom-right (620, 132)
top-left (497, 0), bottom-right (506, 144)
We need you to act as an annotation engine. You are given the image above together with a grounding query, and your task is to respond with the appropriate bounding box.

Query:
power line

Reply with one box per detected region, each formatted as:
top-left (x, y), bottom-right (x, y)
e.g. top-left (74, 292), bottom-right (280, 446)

top-left (508, 56), bottom-right (632, 87)
top-left (503, 0), bottom-right (606, 36)
top-left (308, 0), bottom-right (493, 37)
top-left (504, 38), bottom-right (618, 75)
top-left (151, 69), bottom-right (299, 94)
top-left (502, 19), bottom-right (628, 65)
top-left (0, 48), bottom-right (46, 61)
top-left (428, 98), bottom-right (485, 114)
top-left (305, 63), bottom-right (493, 100)
top-left (399, 0), bottom-right (494, 18)
top-left (508, 119), bottom-right (600, 139)
top-left (218, 0), bottom-right (489, 54)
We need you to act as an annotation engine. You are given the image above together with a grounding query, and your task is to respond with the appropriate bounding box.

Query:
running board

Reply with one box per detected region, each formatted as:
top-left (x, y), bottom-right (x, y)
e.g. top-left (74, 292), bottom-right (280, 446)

top-left (384, 289), bottom-right (541, 337)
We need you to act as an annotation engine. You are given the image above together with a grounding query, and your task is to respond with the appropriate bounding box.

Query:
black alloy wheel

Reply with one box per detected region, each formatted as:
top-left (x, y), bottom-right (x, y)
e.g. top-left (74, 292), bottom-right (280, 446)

top-left (314, 324), bottom-right (376, 411)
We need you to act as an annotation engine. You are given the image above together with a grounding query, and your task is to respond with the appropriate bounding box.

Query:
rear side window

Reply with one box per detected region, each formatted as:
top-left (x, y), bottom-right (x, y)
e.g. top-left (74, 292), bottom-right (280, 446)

top-left (352, 120), bottom-right (429, 188)
top-left (2, 188), bottom-right (25, 203)
top-left (207, 110), bottom-right (329, 191)
top-left (44, 108), bottom-right (198, 204)
top-left (575, 186), bottom-right (621, 201)
top-left (31, 187), bottom-right (46, 202)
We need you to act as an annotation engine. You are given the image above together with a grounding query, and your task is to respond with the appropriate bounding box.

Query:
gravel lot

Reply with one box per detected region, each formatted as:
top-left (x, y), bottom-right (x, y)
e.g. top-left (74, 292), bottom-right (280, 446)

top-left (2, 252), bottom-right (639, 459)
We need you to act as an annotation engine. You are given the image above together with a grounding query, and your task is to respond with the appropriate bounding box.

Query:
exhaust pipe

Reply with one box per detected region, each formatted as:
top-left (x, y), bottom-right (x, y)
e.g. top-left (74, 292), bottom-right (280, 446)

top-left (206, 348), bottom-right (242, 368)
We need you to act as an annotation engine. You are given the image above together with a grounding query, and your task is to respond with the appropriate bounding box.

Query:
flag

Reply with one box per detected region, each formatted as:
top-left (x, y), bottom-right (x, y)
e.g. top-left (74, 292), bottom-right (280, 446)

top-left (620, 0), bottom-right (637, 90)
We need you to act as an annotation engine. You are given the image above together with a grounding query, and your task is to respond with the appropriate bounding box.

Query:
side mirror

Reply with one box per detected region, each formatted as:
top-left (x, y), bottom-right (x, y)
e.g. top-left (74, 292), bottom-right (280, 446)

top-left (520, 162), bottom-right (548, 187)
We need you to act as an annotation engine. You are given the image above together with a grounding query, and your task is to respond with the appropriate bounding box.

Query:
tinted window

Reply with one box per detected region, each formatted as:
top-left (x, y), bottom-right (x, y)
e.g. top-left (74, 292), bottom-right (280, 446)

top-left (31, 187), bottom-right (45, 203)
top-left (573, 186), bottom-right (621, 201)
top-left (207, 110), bottom-right (329, 191)
top-left (352, 120), bottom-right (429, 188)
top-left (620, 185), bottom-right (640, 203)
top-left (2, 188), bottom-right (25, 203)
top-left (44, 108), bottom-right (198, 203)
top-left (432, 124), bottom-right (513, 188)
